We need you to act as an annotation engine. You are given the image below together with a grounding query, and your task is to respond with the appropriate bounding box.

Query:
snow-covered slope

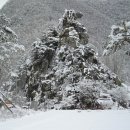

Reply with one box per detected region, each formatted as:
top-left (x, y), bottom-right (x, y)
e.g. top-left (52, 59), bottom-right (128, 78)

top-left (0, 0), bottom-right (8, 9)
top-left (0, 110), bottom-right (130, 130)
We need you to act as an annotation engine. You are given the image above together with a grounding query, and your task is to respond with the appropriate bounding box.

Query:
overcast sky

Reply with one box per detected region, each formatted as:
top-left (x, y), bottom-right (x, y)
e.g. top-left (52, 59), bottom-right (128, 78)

top-left (0, 0), bottom-right (8, 9)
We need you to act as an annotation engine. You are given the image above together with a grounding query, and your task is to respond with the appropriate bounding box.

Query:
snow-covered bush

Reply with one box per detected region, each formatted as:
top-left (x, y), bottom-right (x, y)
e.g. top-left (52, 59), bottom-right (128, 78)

top-left (97, 93), bottom-right (114, 109)
top-left (103, 21), bottom-right (130, 56)
top-left (108, 87), bottom-right (129, 108)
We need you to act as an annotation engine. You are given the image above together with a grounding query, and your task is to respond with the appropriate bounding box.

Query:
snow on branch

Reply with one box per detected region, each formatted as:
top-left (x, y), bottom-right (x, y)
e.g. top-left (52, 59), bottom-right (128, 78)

top-left (103, 21), bottom-right (130, 56)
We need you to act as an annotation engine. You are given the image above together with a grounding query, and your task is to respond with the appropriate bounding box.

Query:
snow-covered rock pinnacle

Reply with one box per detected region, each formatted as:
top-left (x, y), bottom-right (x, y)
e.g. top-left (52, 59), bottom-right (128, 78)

top-left (11, 10), bottom-right (129, 110)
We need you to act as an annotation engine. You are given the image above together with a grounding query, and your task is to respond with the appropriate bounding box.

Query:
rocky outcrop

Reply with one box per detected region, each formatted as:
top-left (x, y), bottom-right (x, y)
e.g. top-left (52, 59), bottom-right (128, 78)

top-left (58, 10), bottom-right (89, 48)
top-left (23, 10), bottom-right (128, 110)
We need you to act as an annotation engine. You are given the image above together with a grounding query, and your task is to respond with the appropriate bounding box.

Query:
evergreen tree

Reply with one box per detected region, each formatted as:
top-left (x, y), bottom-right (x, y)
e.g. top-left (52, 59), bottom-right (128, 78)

top-left (103, 21), bottom-right (130, 56)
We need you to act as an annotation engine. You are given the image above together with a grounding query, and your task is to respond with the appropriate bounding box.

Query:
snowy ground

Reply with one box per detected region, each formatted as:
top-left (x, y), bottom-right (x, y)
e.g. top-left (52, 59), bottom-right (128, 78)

top-left (0, 110), bottom-right (130, 130)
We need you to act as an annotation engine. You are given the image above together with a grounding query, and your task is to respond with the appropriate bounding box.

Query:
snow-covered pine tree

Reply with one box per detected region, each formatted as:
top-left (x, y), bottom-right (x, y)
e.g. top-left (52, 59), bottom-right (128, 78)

top-left (103, 21), bottom-right (130, 56)
top-left (17, 10), bottom-right (129, 110)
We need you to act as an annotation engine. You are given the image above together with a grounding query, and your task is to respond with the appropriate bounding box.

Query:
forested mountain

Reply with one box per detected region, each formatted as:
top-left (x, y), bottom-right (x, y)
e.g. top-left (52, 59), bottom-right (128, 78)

top-left (1, 0), bottom-right (130, 83)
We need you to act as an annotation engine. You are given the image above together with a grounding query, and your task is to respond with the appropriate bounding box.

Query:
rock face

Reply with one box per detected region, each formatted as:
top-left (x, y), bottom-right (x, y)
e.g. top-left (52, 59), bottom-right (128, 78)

top-left (24, 10), bottom-right (127, 110)
top-left (58, 9), bottom-right (89, 48)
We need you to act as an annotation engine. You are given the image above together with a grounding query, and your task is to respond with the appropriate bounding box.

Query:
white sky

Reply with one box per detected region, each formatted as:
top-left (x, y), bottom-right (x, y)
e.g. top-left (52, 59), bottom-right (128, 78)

top-left (0, 0), bottom-right (8, 9)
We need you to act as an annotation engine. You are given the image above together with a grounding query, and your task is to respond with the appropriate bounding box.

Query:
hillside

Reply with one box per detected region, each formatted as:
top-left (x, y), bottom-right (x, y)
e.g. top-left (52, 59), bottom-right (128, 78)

top-left (1, 0), bottom-right (130, 83)
top-left (2, 0), bottom-right (130, 48)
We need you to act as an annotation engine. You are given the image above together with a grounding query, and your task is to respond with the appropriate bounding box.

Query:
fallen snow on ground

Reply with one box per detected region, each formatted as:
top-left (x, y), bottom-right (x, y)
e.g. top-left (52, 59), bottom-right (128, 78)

top-left (0, 110), bottom-right (130, 130)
